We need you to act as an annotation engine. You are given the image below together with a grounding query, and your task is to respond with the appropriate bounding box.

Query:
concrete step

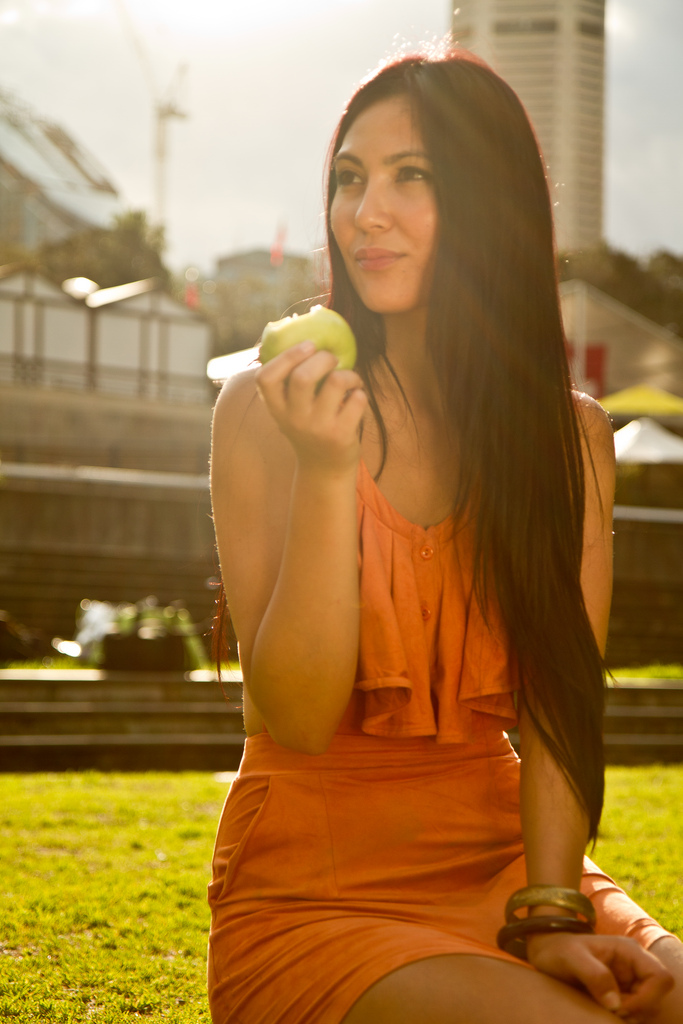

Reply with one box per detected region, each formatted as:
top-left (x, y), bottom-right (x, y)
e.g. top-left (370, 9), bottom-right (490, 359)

top-left (505, 679), bottom-right (683, 765)
top-left (0, 708), bottom-right (244, 736)
top-left (0, 668), bottom-right (242, 703)
top-left (0, 700), bottom-right (242, 715)
top-left (603, 681), bottom-right (683, 761)
top-left (1, 733), bottom-right (246, 746)
top-left (604, 704), bottom-right (683, 734)
top-left (0, 669), bottom-right (245, 770)
top-left (2, 672), bottom-right (683, 770)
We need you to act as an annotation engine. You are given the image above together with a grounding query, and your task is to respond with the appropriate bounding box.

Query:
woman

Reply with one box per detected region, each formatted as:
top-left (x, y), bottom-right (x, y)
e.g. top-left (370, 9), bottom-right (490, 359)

top-left (208, 48), bottom-right (683, 1023)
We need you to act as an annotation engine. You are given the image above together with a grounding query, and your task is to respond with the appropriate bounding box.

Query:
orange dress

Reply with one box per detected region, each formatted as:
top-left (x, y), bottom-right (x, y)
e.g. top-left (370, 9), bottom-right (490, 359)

top-left (207, 461), bottom-right (672, 1024)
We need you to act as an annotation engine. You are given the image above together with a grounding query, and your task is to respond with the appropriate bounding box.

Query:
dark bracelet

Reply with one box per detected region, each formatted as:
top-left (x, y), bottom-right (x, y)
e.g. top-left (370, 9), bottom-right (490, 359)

top-left (497, 915), bottom-right (594, 960)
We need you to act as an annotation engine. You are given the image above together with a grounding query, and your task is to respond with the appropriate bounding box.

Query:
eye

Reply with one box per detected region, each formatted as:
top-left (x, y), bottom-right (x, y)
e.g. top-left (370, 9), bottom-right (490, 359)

top-left (334, 167), bottom-right (362, 188)
top-left (396, 165), bottom-right (432, 183)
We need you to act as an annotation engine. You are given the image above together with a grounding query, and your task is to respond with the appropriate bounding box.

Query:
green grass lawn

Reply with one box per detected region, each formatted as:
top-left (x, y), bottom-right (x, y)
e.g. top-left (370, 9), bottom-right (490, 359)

top-left (0, 772), bottom-right (232, 1022)
top-left (1, 767), bottom-right (682, 1021)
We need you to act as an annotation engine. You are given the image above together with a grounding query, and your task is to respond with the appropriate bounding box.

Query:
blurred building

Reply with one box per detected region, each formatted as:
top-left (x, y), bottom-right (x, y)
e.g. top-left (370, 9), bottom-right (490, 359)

top-left (0, 267), bottom-right (211, 411)
top-left (0, 266), bottom-right (217, 641)
top-left (561, 279), bottom-right (683, 400)
top-left (454, 0), bottom-right (605, 251)
top-left (215, 249), bottom-right (312, 288)
top-left (0, 88), bottom-right (120, 248)
top-left (210, 249), bottom-right (318, 352)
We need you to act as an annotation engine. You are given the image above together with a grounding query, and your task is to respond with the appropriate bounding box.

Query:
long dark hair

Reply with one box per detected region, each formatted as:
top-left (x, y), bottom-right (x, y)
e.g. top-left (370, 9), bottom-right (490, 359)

top-left (325, 48), bottom-right (606, 840)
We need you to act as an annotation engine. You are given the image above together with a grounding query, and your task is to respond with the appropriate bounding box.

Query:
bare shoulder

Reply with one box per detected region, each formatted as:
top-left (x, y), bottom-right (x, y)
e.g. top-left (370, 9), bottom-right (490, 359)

top-left (571, 390), bottom-right (615, 466)
top-left (213, 367), bottom-right (276, 454)
top-left (212, 366), bottom-right (260, 433)
top-left (211, 367), bottom-right (294, 484)
top-left (572, 390), bottom-right (615, 518)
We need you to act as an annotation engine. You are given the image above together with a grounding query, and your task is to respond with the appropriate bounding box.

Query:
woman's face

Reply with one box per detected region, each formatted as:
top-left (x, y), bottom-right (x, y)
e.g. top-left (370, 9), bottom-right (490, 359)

top-left (330, 95), bottom-right (439, 317)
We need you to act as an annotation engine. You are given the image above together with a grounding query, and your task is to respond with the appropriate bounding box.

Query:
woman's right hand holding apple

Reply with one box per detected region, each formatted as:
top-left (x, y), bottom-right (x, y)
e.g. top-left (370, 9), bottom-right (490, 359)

top-left (255, 340), bottom-right (367, 476)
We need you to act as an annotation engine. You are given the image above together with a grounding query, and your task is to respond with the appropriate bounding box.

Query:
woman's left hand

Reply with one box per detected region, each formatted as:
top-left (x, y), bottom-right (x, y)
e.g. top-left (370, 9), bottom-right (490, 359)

top-left (526, 931), bottom-right (674, 1021)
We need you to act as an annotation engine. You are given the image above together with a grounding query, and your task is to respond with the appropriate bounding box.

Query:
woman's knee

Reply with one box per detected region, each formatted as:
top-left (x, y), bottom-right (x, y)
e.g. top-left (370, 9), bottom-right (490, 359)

top-left (341, 954), bottom-right (616, 1024)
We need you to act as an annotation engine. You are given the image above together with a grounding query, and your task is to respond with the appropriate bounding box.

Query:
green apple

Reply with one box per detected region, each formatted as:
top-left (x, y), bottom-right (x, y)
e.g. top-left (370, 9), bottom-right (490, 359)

top-left (259, 305), bottom-right (357, 370)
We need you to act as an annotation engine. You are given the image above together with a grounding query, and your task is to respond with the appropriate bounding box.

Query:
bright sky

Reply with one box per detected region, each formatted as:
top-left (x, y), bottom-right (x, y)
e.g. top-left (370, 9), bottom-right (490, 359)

top-left (1, 0), bottom-right (682, 271)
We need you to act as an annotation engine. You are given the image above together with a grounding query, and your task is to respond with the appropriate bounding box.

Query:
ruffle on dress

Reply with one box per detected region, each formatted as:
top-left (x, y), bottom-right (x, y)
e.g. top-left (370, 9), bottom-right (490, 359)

top-left (355, 460), bottom-right (519, 743)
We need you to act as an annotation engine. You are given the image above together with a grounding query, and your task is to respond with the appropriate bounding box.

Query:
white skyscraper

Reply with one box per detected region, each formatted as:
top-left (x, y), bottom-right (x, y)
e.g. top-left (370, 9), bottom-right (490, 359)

top-left (453, 0), bottom-right (605, 252)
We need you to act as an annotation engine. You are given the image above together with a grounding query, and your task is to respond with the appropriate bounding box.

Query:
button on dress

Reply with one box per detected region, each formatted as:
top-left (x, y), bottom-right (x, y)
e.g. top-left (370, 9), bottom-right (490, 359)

top-left (207, 460), bottom-right (673, 1024)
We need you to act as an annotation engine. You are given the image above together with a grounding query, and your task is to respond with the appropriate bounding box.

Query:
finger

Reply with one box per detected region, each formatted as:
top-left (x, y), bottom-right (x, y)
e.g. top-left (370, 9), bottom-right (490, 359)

top-left (313, 369), bottom-right (365, 417)
top-left (285, 350), bottom-right (341, 405)
top-left (584, 941), bottom-right (673, 1016)
top-left (337, 385), bottom-right (368, 433)
top-left (255, 340), bottom-right (317, 391)
top-left (593, 940), bottom-right (673, 1019)
top-left (529, 934), bottom-right (674, 1021)
top-left (616, 964), bottom-right (674, 1019)
top-left (529, 936), bottom-right (625, 1013)
top-left (255, 343), bottom-right (325, 422)
top-left (611, 953), bottom-right (638, 992)
top-left (320, 368), bottom-right (365, 394)
top-left (570, 952), bottom-right (624, 1013)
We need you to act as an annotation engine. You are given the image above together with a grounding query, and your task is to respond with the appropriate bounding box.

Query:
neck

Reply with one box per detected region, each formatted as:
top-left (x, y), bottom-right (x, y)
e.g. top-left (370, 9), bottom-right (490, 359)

top-left (381, 307), bottom-right (440, 411)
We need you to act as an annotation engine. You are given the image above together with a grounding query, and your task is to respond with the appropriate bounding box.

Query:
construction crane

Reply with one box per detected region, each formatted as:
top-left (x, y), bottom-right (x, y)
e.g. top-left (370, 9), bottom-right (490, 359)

top-left (112, 0), bottom-right (187, 230)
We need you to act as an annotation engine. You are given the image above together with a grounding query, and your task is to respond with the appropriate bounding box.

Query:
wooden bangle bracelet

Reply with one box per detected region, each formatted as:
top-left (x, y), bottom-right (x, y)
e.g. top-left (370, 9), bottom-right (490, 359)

top-left (497, 915), bottom-right (594, 960)
top-left (504, 885), bottom-right (596, 926)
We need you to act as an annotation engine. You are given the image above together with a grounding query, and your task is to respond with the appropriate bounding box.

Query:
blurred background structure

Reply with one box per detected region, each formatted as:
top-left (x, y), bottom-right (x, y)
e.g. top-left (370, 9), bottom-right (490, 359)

top-left (0, 88), bottom-right (121, 249)
top-left (0, 85), bottom-right (216, 655)
top-left (0, 260), bottom-right (214, 645)
top-left (453, 0), bottom-right (605, 252)
top-left (207, 248), bottom-right (318, 354)
top-left (560, 280), bottom-right (683, 400)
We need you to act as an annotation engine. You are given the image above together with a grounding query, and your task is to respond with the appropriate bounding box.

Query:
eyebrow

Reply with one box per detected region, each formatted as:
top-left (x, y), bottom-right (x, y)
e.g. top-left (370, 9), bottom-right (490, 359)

top-left (333, 149), bottom-right (431, 168)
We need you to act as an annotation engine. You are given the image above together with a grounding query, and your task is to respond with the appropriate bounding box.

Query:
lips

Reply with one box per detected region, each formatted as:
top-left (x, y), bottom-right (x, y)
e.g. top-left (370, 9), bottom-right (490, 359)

top-left (354, 247), bottom-right (402, 271)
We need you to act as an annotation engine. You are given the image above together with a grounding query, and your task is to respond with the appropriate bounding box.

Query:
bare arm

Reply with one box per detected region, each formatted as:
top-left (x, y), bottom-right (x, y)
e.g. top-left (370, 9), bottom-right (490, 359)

top-left (519, 395), bottom-right (672, 1014)
top-left (211, 342), bottom-right (367, 754)
top-left (519, 393), bottom-right (615, 892)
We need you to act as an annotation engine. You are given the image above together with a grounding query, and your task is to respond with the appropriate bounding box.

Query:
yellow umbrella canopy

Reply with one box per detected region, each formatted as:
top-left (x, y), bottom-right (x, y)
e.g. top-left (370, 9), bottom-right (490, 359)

top-left (600, 385), bottom-right (683, 416)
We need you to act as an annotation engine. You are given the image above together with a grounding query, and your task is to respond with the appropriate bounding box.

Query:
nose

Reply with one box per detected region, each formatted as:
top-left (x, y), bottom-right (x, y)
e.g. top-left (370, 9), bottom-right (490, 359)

top-left (354, 177), bottom-right (392, 232)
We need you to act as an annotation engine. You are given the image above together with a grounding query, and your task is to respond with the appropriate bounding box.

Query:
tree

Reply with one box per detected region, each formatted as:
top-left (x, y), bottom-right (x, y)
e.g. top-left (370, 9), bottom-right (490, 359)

top-left (40, 210), bottom-right (170, 289)
top-left (559, 243), bottom-right (683, 336)
top-left (0, 210), bottom-right (171, 290)
top-left (0, 241), bottom-right (37, 271)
